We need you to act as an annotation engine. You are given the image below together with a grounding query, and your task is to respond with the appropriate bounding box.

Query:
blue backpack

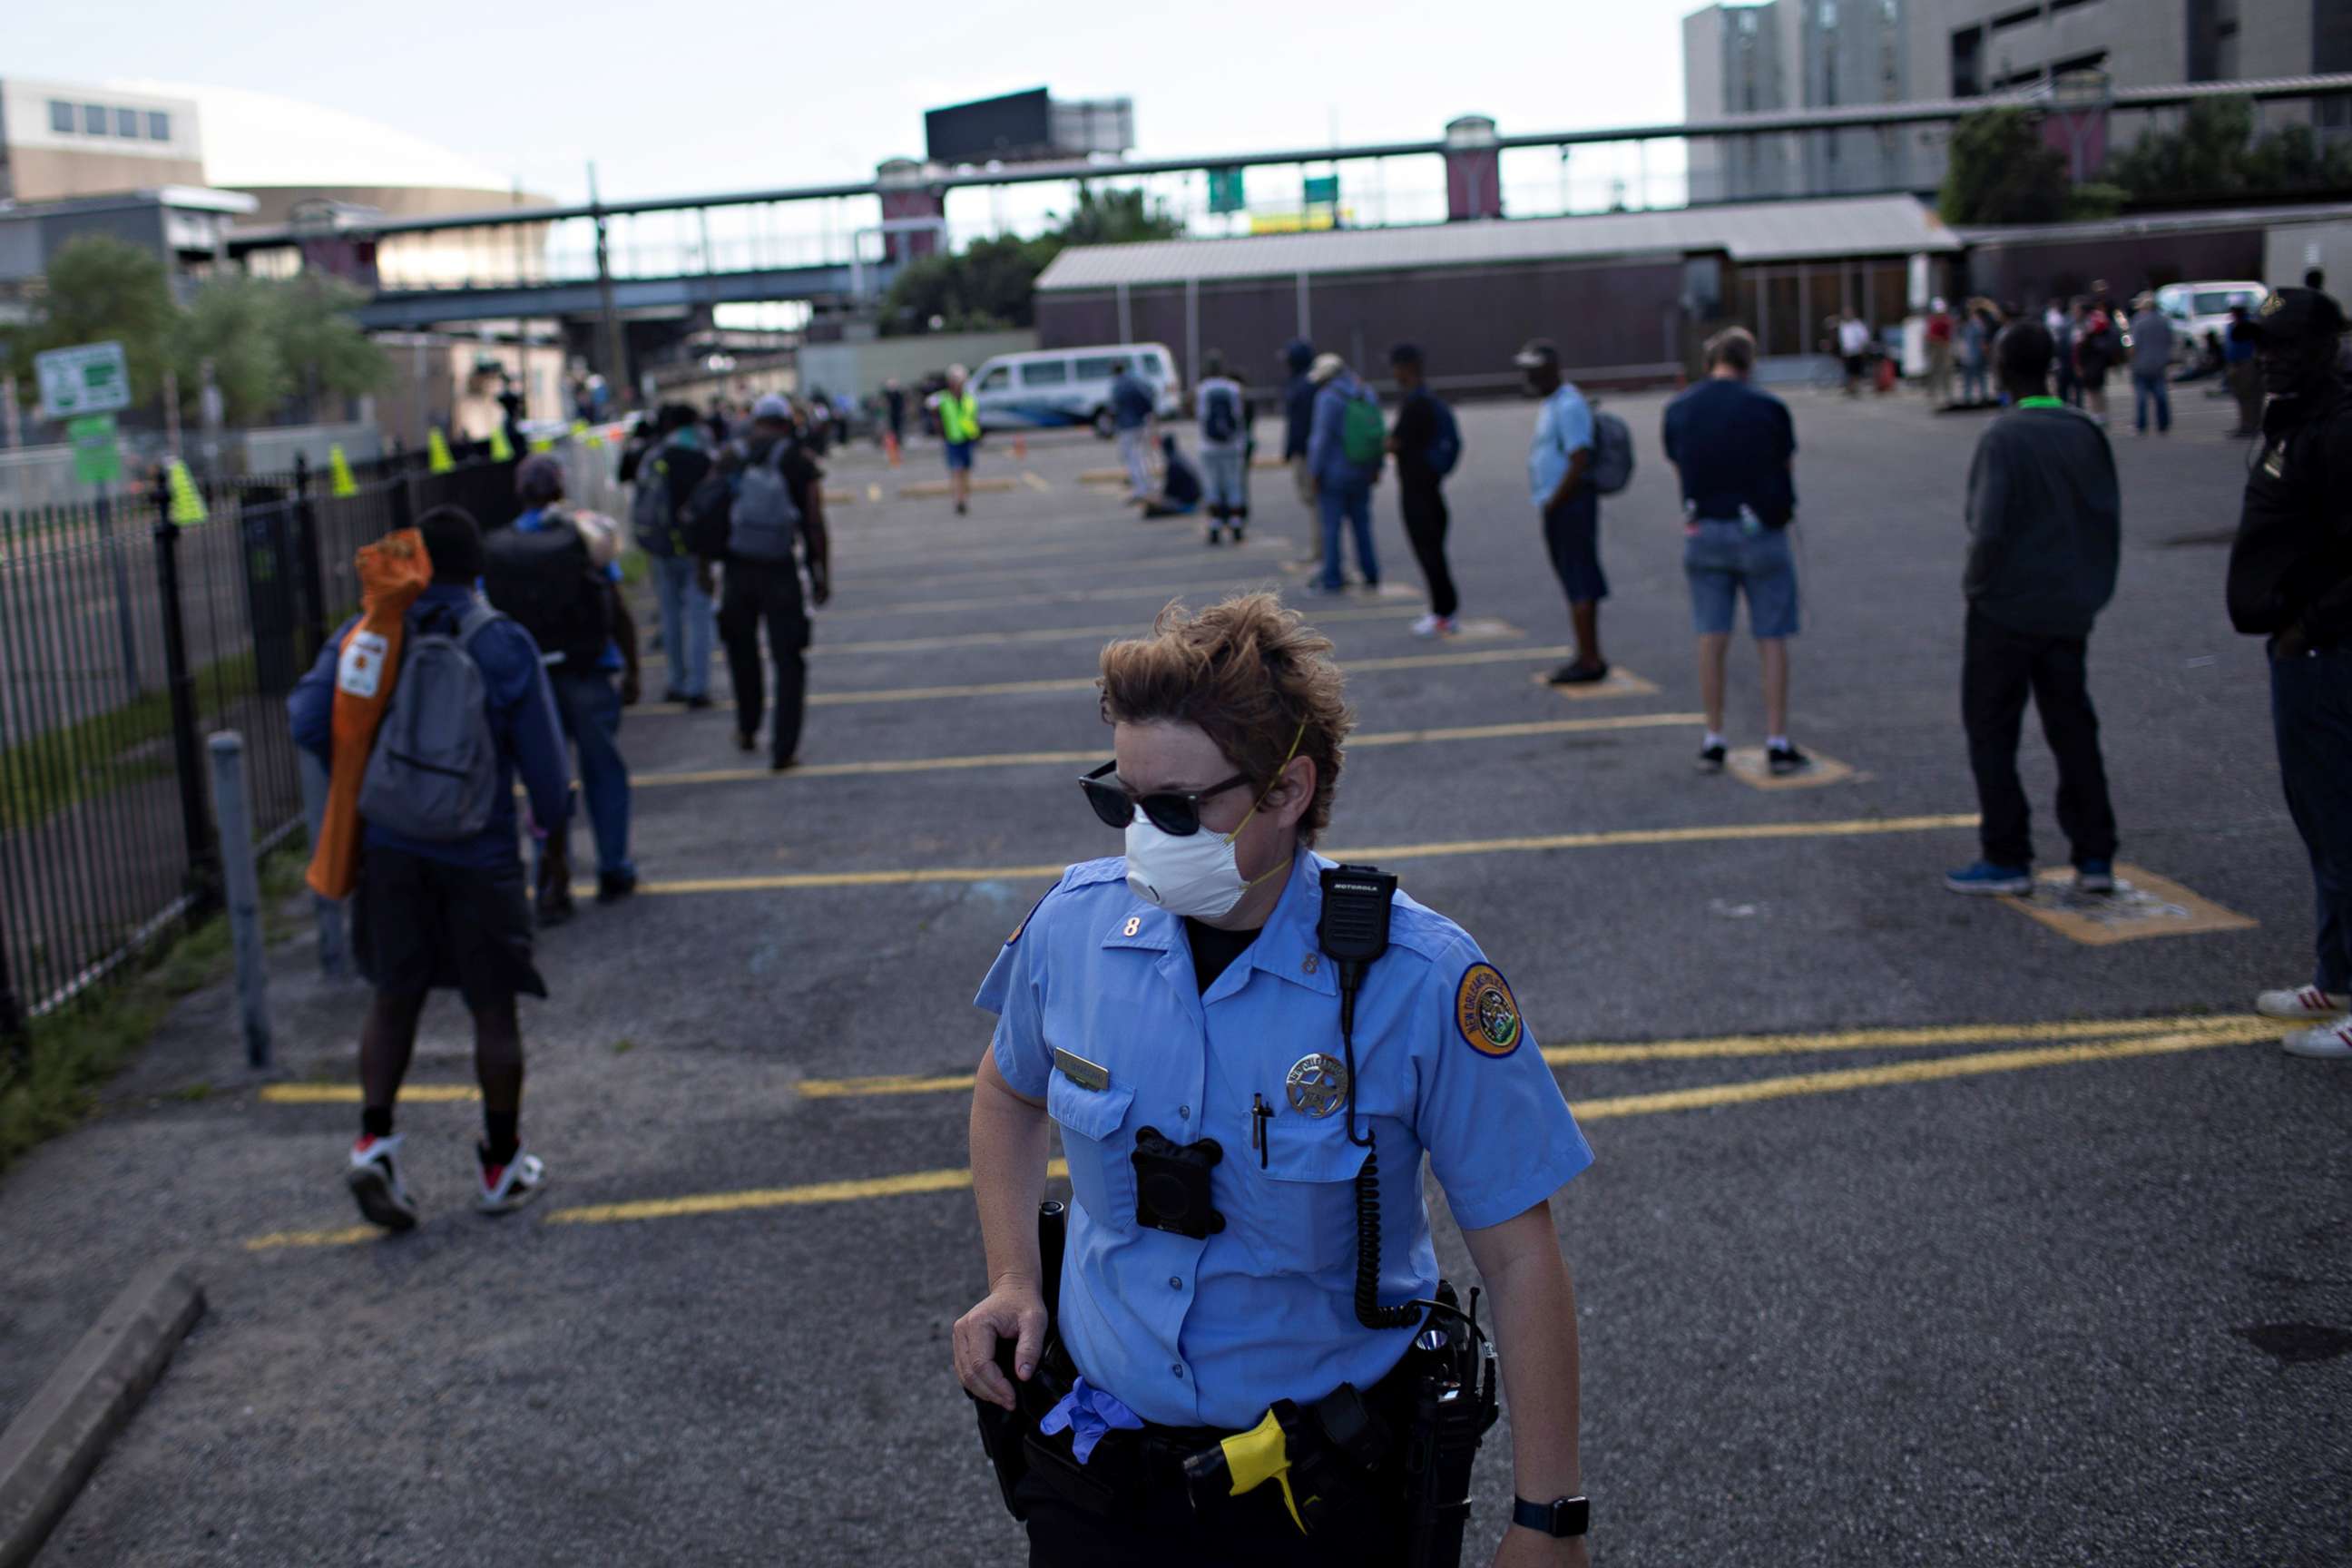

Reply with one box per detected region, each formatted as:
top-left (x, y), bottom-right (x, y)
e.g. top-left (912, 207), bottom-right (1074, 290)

top-left (1425, 398), bottom-right (1463, 478)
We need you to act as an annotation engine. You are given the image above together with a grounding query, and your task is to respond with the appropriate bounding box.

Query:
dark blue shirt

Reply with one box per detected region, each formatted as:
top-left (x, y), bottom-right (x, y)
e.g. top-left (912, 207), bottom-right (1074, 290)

top-left (289, 583), bottom-right (573, 871)
top-left (1661, 377), bottom-right (1798, 527)
top-left (1110, 373), bottom-right (1156, 430)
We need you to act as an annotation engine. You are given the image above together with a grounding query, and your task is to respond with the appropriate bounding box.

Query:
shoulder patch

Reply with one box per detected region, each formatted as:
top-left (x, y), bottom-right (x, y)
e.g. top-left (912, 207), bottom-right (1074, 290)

top-left (1454, 963), bottom-right (1524, 1059)
top-left (1005, 888), bottom-right (1052, 946)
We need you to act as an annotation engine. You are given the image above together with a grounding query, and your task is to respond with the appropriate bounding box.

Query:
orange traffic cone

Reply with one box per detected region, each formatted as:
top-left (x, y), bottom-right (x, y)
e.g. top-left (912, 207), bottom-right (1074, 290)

top-left (1013, 433), bottom-right (1028, 460)
top-left (883, 431), bottom-right (901, 466)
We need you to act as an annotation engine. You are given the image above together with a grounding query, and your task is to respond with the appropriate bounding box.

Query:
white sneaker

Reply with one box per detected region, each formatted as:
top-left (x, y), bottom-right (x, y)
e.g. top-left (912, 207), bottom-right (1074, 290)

top-left (1408, 613), bottom-right (1457, 638)
top-left (476, 1147), bottom-right (546, 1215)
top-left (346, 1133), bottom-right (419, 1232)
top-left (2256, 985), bottom-right (2350, 1023)
top-left (2282, 1018), bottom-right (2352, 1059)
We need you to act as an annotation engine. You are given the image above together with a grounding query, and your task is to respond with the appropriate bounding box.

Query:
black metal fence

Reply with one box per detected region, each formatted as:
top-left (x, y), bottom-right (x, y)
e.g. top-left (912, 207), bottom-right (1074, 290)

top-left (0, 441), bottom-right (526, 1069)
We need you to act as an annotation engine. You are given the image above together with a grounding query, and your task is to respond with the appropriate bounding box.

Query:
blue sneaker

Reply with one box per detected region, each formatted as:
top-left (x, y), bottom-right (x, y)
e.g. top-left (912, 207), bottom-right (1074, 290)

top-left (1945, 860), bottom-right (2033, 897)
top-left (2074, 859), bottom-right (2115, 895)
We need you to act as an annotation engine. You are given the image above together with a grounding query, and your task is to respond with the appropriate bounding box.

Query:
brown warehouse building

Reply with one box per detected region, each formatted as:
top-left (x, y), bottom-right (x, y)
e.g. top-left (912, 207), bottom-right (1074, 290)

top-left (1033, 193), bottom-right (1960, 391)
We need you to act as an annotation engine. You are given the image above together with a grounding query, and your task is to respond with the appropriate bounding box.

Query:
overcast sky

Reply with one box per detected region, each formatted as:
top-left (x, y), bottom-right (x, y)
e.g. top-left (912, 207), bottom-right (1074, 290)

top-left (18, 0), bottom-right (1702, 211)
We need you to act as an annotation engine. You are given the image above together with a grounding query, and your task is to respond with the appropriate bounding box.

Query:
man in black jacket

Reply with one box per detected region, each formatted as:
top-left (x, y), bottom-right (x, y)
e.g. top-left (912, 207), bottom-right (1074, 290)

top-left (1946, 321), bottom-right (2121, 898)
top-left (2228, 289), bottom-right (2352, 1057)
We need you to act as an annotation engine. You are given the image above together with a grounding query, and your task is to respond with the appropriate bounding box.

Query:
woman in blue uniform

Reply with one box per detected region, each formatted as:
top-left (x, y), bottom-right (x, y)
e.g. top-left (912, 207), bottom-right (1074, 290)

top-left (953, 594), bottom-right (1594, 1566)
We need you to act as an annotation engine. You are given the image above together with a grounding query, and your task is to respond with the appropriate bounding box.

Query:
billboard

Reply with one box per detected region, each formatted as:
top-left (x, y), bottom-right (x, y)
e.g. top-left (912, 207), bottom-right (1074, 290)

top-left (926, 89), bottom-right (1054, 165)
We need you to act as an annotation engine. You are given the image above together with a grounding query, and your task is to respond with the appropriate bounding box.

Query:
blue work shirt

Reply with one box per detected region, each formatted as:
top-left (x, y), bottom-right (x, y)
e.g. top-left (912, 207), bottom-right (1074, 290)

top-left (289, 583), bottom-right (572, 871)
top-left (975, 849), bottom-right (1592, 1430)
top-left (1528, 383), bottom-right (1594, 510)
top-left (1111, 374), bottom-right (1157, 431)
top-left (1306, 373), bottom-right (1380, 492)
top-left (514, 505), bottom-right (624, 672)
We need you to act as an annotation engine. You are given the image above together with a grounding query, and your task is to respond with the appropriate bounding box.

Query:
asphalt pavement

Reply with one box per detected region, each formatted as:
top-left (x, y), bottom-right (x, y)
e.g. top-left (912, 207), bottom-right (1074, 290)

top-left (4, 380), bottom-right (2347, 1567)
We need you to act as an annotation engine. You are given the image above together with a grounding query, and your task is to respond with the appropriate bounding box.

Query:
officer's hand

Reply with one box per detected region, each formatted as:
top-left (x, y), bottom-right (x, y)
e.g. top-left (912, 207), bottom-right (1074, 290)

top-left (1493, 1527), bottom-right (1588, 1568)
top-left (809, 565), bottom-right (831, 607)
top-left (952, 1282), bottom-right (1047, 1412)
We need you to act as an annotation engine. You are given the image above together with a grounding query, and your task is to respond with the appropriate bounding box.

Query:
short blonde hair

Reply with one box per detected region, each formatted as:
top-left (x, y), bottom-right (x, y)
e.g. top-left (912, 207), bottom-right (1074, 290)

top-left (1097, 594), bottom-right (1355, 844)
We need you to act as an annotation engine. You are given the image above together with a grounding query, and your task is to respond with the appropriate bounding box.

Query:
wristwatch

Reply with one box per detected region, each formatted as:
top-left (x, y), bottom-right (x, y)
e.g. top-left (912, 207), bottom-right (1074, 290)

top-left (1512, 1494), bottom-right (1591, 1538)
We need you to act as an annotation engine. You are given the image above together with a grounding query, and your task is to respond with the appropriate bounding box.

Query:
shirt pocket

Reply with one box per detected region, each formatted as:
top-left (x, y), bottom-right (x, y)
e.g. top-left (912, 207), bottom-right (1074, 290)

top-left (1231, 1116), bottom-right (1370, 1276)
top-left (1047, 1072), bottom-right (1137, 1230)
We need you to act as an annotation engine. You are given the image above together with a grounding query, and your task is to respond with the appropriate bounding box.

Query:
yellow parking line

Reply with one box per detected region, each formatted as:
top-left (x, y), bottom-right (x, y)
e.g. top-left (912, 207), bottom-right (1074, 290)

top-left (808, 602), bottom-right (1417, 659)
top-left (260, 1083), bottom-right (479, 1105)
top-left (243, 1029), bottom-right (2250, 1248)
top-left (1022, 471), bottom-right (1052, 492)
top-left (628, 714), bottom-right (1704, 789)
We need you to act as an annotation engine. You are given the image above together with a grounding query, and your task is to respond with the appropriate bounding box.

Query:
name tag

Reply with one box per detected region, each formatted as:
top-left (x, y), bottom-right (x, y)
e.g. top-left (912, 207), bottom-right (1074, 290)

top-left (337, 631), bottom-right (389, 699)
top-left (1053, 1048), bottom-right (1111, 1093)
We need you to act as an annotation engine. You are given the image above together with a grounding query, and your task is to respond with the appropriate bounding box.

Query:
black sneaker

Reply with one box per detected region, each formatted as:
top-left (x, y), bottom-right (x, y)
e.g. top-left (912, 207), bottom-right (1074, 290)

top-left (1697, 742), bottom-right (1727, 773)
top-left (771, 755), bottom-right (798, 773)
top-left (1547, 661), bottom-right (1611, 686)
top-left (1205, 525), bottom-right (1222, 546)
top-left (736, 730), bottom-right (757, 754)
top-left (596, 868), bottom-right (638, 905)
top-left (662, 689), bottom-right (688, 705)
top-left (536, 887), bottom-right (575, 927)
top-left (1767, 742), bottom-right (1811, 776)
top-left (682, 694), bottom-right (714, 711)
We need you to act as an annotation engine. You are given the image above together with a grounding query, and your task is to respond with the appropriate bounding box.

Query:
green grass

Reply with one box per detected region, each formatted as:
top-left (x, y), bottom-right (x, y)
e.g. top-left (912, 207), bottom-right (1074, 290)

top-left (0, 648), bottom-right (260, 834)
top-left (0, 840), bottom-right (309, 1177)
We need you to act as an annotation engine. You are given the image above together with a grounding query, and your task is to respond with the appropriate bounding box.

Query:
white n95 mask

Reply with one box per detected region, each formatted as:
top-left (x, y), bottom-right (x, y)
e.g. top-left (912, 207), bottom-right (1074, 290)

top-left (1124, 816), bottom-right (1259, 920)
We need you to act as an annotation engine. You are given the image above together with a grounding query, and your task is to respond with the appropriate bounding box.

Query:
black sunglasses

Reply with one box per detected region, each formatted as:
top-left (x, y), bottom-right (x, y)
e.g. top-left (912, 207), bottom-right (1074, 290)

top-left (1081, 762), bottom-right (1253, 837)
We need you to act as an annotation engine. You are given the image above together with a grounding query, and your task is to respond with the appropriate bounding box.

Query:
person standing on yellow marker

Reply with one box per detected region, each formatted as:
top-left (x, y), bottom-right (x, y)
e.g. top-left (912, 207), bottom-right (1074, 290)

top-left (954, 594), bottom-right (1594, 1567)
top-left (938, 364), bottom-right (981, 516)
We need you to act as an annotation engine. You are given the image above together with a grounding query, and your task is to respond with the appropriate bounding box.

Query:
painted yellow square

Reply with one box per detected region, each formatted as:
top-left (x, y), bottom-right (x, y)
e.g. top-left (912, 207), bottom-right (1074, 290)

top-left (1531, 667), bottom-right (1661, 701)
top-left (1725, 746), bottom-right (1857, 791)
top-left (2005, 863), bottom-right (2258, 946)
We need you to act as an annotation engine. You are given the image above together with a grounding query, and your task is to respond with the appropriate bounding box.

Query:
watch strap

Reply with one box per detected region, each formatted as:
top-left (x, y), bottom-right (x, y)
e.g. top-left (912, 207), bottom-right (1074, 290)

top-left (1512, 1494), bottom-right (1591, 1538)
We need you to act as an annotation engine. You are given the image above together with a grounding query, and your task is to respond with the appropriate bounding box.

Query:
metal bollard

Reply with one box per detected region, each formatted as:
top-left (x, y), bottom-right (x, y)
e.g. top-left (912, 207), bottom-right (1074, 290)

top-left (296, 747), bottom-right (348, 978)
top-left (207, 732), bottom-right (272, 1070)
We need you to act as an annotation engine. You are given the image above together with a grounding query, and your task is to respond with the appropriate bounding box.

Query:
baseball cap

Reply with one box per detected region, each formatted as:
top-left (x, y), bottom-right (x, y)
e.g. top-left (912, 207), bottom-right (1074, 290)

top-left (751, 393), bottom-right (793, 422)
top-left (1513, 338), bottom-right (1561, 369)
top-left (2241, 288), bottom-right (2348, 347)
top-left (1308, 352), bottom-right (1346, 384)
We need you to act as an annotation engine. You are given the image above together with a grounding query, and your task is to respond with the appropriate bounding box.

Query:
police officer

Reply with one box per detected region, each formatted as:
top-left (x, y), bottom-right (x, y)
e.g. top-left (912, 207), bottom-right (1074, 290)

top-left (2227, 288), bottom-right (2352, 1058)
top-left (953, 593), bottom-right (1594, 1566)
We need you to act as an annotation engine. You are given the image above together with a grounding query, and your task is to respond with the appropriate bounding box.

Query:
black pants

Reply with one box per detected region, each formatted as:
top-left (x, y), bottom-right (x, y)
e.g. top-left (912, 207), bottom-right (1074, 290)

top-left (719, 560), bottom-right (808, 765)
top-left (1962, 609), bottom-right (2118, 868)
top-left (1398, 483), bottom-right (1457, 619)
top-left (1017, 1450), bottom-right (1406, 1568)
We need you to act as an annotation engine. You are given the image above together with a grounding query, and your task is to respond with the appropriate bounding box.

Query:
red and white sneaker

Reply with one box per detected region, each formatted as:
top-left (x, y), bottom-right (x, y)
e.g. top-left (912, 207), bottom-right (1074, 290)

top-left (475, 1146), bottom-right (546, 1215)
top-left (2283, 1019), bottom-right (2352, 1060)
top-left (2256, 985), bottom-right (2350, 1023)
top-left (346, 1134), bottom-right (419, 1232)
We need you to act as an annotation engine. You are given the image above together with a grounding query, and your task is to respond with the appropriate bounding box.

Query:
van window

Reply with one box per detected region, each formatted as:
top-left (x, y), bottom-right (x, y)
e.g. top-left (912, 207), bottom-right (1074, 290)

top-left (1142, 351), bottom-right (1171, 380)
top-left (976, 366), bottom-right (1011, 392)
top-left (1020, 360), bottom-right (1071, 387)
top-left (1073, 356), bottom-right (1122, 381)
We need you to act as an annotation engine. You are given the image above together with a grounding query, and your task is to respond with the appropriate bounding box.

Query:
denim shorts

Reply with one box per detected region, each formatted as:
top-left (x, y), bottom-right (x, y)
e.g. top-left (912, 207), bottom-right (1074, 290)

top-left (944, 440), bottom-right (974, 472)
top-left (1684, 519), bottom-right (1798, 638)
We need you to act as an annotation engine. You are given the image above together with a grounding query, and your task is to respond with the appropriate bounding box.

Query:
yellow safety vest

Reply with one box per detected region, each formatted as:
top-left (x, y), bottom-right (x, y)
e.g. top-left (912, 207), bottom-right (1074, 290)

top-left (940, 392), bottom-right (980, 445)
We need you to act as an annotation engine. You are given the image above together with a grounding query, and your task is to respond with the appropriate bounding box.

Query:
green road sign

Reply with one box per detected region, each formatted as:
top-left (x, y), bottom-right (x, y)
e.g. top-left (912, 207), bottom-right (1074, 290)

top-left (68, 413), bottom-right (122, 485)
top-left (1208, 167), bottom-right (1247, 215)
top-left (36, 341), bottom-right (131, 419)
top-left (1303, 175), bottom-right (1340, 207)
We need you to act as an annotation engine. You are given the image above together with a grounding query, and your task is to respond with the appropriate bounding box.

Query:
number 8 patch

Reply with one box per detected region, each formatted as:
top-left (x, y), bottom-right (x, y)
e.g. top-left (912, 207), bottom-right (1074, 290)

top-left (1454, 963), bottom-right (1523, 1058)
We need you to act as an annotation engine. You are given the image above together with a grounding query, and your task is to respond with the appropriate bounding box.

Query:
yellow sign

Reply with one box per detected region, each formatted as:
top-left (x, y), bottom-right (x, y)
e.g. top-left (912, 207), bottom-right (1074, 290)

top-left (327, 444), bottom-right (359, 498)
top-left (487, 426), bottom-right (514, 463)
top-left (1250, 209), bottom-right (1346, 235)
top-left (426, 427), bottom-right (456, 475)
top-left (166, 460), bottom-right (208, 525)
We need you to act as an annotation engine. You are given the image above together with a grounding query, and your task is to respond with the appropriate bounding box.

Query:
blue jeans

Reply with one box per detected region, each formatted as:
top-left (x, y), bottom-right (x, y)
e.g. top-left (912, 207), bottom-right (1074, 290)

top-left (651, 554), bottom-right (713, 699)
top-left (2132, 371), bottom-right (2171, 433)
top-left (1959, 362), bottom-right (1987, 404)
top-left (549, 671), bottom-right (632, 879)
top-left (1684, 521), bottom-right (1798, 637)
top-left (1317, 480), bottom-right (1377, 589)
top-left (2272, 642), bottom-right (2352, 994)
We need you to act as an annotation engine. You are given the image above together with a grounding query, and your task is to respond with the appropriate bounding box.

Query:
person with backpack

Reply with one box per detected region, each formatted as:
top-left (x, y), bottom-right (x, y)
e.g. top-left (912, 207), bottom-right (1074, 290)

top-left (1661, 328), bottom-right (1808, 776)
top-left (289, 504), bottom-right (573, 1229)
top-left (1517, 338), bottom-right (1612, 684)
top-left (2073, 289), bottom-right (2121, 426)
top-left (1193, 350), bottom-right (1251, 545)
top-left (489, 455), bottom-right (641, 923)
top-left (630, 405), bottom-right (717, 709)
top-left (716, 394), bottom-right (831, 769)
top-left (1385, 343), bottom-right (1463, 636)
top-left (1303, 352), bottom-right (1384, 593)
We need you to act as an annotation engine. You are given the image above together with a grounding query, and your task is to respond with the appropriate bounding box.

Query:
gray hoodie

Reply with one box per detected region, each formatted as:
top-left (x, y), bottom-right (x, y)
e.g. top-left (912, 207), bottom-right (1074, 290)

top-left (1964, 403), bottom-right (2120, 638)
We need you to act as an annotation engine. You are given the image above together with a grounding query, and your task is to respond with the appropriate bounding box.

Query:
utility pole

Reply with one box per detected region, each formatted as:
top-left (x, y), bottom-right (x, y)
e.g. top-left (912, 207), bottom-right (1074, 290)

top-left (590, 161), bottom-right (626, 415)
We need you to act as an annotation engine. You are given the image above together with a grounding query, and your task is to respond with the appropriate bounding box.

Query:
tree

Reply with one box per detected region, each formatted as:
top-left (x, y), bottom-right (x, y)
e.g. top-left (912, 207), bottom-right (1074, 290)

top-left (1940, 109), bottom-right (2073, 225)
top-left (173, 275), bottom-right (288, 427)
top-left (1054, 186), bottom-right (1186, 249)
top-left (2109, 96), bottom-right (2352, 201)
top-left (880, 185), bottom-right (1184, 337)
top-left (3, 236), bottom-right (178, 406)
top-left (270, 276), bottom-right (386, 422)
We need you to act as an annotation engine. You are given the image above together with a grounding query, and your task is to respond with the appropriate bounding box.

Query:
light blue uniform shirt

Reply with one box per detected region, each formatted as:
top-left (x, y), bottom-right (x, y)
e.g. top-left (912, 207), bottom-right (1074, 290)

top-left (975, 849), bottom-right (1592, 1430)
top-left (1528, 383), bottom-right (1594, 510)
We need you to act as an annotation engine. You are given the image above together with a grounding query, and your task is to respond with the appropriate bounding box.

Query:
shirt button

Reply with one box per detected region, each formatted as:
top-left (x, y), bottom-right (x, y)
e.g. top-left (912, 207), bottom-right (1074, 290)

top-left (1169, 1276), bottom-right (1182, 1289)
top-left (1178, 1105), bottom-right (1190, 1119)
top-left (1171, 1364), bottom-right (1186, 1378)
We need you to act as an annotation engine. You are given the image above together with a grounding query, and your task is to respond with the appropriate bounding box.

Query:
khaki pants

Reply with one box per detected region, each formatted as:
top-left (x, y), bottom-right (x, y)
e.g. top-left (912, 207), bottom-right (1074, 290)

top-left (1290, 457), bottom-right (1319, 564)
top-left (2229, 361), bottom-right (2264, 433)
top-left (1926, 341), bottom-right (1952, 406)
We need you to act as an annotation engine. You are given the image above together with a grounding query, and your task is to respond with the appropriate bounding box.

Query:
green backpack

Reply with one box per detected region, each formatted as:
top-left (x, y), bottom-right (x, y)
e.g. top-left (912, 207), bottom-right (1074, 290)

top-left (1340, 394), bottom-right (1387, 467)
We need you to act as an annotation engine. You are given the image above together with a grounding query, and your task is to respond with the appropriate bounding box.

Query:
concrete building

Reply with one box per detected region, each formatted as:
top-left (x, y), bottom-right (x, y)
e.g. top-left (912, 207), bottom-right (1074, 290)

top-left (0, 78), bottom-right (203, 202)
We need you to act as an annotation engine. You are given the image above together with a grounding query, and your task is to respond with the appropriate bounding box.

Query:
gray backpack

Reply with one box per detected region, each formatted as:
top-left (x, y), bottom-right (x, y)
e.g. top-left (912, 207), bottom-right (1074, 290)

top-left (357, 598), bottom-right (505, 842)
top-left (728, 442), bottom-right (802, 564)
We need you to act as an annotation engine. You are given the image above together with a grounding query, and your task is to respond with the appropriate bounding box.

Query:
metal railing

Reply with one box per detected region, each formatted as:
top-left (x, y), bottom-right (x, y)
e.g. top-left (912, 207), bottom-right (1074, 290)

top-left (0, 437), bottom-right (574, 1071)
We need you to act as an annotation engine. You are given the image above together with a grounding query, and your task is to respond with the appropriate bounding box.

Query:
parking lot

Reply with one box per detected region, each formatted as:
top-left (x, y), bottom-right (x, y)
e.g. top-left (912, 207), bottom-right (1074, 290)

top-left (5, 380), bottom-right (2347, 1566)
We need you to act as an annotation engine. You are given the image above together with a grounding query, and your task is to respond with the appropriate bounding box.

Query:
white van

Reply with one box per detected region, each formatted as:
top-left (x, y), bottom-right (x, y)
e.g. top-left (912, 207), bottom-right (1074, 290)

top-left (2153, 280), bottom-right (2267, 366)
top-left (967, 343), bottom-right (1181, 437)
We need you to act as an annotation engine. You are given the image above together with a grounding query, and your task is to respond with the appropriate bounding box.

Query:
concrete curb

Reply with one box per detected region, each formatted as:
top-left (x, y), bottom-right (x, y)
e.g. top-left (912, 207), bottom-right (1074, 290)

top-left (0, 1256), bottom-right (204, 1568)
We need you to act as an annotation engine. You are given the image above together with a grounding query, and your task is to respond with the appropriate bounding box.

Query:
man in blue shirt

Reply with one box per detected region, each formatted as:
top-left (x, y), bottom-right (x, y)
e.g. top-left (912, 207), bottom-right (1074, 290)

top-left (289, 505), bottom-right (573, 1225)
top-left (1110, 360), bottom-right (1160, 505)
top-left (506, 456), bottom-right (640, 918)
top-left (1661, 327), bottom-right (1808, 775)
top-left (1518, 339), bottom-right (1608, 683)
top-left (955, 595), bottom-right (1593, 1564)
top-left (1303, 353), bottom-right (1382, 593)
